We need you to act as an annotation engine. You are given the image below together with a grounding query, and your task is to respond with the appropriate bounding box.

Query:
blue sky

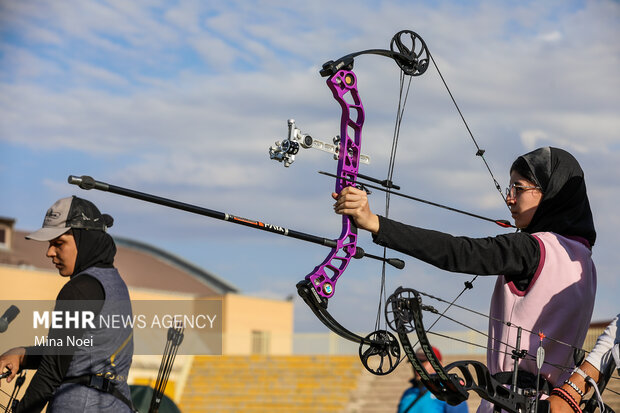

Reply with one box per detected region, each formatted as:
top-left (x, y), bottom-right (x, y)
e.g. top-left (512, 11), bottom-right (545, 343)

top-left (1, 0), bottom-right (619, 335)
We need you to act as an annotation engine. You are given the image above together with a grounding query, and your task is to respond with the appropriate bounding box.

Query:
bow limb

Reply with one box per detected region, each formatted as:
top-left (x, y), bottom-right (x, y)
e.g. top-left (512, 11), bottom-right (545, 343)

top-left (320, 30), bottom-right (430, 78)
top-left (294, 29), bottom-right (436, 376)
top-left (387, 287), bottom-right (469, 404)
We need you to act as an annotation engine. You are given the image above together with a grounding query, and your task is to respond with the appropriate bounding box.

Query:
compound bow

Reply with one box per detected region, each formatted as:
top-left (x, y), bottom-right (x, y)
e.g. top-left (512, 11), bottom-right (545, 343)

top-left (281, 29), bottom-right (431, 376)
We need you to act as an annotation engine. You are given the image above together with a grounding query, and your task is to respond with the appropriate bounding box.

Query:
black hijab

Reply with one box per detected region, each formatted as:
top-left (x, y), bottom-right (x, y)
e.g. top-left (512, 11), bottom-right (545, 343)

top-left (514, 147), bottom-right (596, 247)
top-left (71, 214), bottom-right (117, 276)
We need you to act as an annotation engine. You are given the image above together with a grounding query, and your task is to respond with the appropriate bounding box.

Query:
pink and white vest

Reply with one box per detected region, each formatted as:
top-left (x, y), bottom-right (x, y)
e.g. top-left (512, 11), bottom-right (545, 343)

top-left (479, 232), bottom-right (596, 412)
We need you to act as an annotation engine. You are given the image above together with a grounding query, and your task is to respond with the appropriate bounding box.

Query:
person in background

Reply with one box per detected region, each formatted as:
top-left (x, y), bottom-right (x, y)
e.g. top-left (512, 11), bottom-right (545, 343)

top-left (0, 196), bottom-right (135, 412)
top-left (397, 347), bottom-right (468, 413)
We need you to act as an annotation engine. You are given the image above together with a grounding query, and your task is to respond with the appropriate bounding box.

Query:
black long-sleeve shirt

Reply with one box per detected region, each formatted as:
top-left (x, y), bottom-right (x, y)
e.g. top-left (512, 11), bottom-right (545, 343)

top-left (372, 215), bottom-right (541, 290)
top-left (18, 275), bottom-right (104, 413)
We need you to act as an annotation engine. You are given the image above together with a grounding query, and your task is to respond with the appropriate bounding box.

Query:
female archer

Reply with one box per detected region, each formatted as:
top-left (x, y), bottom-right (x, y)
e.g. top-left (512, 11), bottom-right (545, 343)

top-left (333, 146), bottom-right (597, 412)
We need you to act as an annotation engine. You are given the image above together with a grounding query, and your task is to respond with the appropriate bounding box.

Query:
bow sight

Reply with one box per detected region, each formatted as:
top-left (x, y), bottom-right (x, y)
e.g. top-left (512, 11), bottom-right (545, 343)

top-left (269, 119), bottom-right (369, 167)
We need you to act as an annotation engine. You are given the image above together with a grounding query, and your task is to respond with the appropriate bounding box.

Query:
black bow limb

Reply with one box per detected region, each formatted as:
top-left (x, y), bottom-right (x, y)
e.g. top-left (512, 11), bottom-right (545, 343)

top-left (386, 287), bottom-right (551, 413)
top-left (320, 30), bottom-right (430, 78)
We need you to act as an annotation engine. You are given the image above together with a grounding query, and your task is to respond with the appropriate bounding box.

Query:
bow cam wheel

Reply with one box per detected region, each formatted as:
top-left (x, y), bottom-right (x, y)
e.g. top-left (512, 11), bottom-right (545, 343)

top-left (358, 330), bottom-right (401, 375)
top-left (390, 30), bottom-right (430, 76)
top-left (385, 287), bottom-right (418, 334)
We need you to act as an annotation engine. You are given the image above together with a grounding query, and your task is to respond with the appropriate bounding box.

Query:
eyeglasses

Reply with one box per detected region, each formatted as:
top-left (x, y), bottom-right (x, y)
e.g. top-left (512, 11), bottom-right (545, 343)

top-left (505, 183), bottom-right (542, 198)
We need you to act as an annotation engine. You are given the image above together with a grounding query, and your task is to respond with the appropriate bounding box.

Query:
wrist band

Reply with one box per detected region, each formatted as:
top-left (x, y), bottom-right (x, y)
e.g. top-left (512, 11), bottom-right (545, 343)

top-left (573, 367), bottom-right (605, 413)
top-left (551, 387), bottom-right (582, 413)
top-left (564, 379), bottom-right (586, 398)
top-left (572, 367), bottom-right (591, 382)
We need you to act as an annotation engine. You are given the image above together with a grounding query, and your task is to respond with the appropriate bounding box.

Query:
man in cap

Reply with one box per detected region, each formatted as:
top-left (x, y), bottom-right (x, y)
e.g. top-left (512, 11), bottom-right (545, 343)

top-left (0, 196), bottom-right (135, 412)
top-left (397, 347), bottom-right (468, 413)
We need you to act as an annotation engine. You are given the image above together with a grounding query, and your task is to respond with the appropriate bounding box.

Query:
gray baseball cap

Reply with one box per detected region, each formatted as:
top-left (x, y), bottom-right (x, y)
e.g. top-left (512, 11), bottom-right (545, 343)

top-left (26, 196), bottom-right (112, 241)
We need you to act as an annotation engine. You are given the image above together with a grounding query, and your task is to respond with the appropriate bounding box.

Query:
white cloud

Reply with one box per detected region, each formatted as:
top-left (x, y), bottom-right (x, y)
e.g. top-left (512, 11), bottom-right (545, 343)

top-left (537, 30), bottom-right (563, 43)
top-left (520, 129), bottom-right (548, 150)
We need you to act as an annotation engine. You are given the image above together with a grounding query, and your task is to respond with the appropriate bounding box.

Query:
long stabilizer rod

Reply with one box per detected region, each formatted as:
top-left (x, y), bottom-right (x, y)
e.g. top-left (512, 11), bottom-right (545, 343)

top-left (67, 175), bottom-right (404, 270)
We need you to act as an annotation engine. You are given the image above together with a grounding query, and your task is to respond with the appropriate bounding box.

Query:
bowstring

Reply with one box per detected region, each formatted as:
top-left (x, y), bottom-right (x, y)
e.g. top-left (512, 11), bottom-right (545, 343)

top-left (374, 70), bottom-right (413, 333)
top-left (382, 48), bottom-right (506, 355)
top-left (364, 39), bottom-right (620, 403)
top-left (0, 378), bottom-right (13, 412)
top-left (0, 388), bottom-right (12, 406)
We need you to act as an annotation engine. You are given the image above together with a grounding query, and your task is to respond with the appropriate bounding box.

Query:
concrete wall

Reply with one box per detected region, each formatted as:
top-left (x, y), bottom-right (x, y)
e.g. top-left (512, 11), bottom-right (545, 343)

top-left (223, 293), bottom-right (294, 355)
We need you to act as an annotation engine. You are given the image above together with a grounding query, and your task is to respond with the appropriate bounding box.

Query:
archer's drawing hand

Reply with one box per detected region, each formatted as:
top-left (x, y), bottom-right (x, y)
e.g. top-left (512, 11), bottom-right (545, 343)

top-left (333, 187), bottom-right (380, 234)
top-left (0, 347), bottom-right (25, 386)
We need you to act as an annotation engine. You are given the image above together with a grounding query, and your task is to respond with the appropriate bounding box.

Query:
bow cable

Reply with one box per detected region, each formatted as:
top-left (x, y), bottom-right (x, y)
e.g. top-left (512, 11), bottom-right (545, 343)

top-left (428, 53), bottom-right (510, 208)
top-left (0, 370), bottom-right (25, 413)
top-left (374, 70), bottom-right (414, 334)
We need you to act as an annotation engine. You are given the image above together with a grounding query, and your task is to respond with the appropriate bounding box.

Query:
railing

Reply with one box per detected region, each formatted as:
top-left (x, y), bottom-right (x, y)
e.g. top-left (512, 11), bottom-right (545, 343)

top-left (293, 330), bottom-right (487, 355)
